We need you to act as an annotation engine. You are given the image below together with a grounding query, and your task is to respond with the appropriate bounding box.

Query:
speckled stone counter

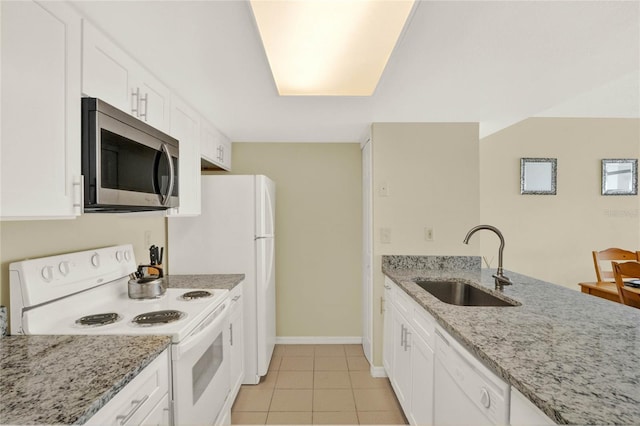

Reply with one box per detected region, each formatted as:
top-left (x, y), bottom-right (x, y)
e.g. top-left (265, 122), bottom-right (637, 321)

top-left (0, 335), bottom-right (171, 425)
top-left (166, 273), bottom-right (244, 290)
top-left (382, 256), bottom-right (640, 425)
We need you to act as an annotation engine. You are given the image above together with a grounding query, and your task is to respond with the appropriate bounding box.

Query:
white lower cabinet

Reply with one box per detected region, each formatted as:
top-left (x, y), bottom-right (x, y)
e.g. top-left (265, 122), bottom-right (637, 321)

top-left (228, 283), bottom-right (245, 400)
top-left (86, 349), bottom-right (170, 426)
top-left (391, 303), bottom-right (413, 412)
top-left (409, 323), bottom-right (435, 425)
top-left (383, 277), bottom-right (435, 425)
top-left (1, 0), bottom-right (82, 220)
top-left (217, 283), bottom-right (244, 426)
top-left (510, 387), bottom-right (555, 426)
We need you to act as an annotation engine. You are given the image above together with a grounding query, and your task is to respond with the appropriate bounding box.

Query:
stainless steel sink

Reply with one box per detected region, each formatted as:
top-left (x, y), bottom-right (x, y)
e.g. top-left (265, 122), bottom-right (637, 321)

top-left (414, 280), bottom-right (518, 307)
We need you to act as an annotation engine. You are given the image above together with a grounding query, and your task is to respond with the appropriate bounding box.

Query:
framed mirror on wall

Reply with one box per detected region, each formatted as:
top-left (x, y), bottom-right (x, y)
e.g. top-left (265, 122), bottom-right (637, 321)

top-left (521, 158), bottom-right (557, 195)
top-left (601, 159), bottom-right (638, 195)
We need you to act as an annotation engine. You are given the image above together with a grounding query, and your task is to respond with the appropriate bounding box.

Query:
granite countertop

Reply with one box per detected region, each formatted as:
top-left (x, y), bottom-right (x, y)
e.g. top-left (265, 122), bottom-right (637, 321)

top-left (382, 255), bottom-right (640, 425)
top-left (0, 335), bottom-right (171, 425)
top-left (166, 273), bottom-right (244, 290)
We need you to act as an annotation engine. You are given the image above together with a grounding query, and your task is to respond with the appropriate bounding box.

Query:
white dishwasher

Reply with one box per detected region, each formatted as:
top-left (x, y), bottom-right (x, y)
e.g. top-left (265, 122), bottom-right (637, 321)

top-left (434, 327), bottom-right (510, 425)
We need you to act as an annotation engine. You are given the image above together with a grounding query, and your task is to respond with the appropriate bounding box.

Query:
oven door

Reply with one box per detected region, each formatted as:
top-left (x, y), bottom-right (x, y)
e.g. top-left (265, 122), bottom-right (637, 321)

top-left (172, 302), bottom-right (230, 426)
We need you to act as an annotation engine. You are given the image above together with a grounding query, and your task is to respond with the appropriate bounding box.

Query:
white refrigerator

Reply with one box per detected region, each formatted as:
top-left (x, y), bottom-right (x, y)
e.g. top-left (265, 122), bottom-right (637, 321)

top-left (168, 175), bottom-right (276, 384)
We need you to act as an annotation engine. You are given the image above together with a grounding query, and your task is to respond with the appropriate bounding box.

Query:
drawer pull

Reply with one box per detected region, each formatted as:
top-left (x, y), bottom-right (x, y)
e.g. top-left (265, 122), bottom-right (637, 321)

top-left (116, 394), bottom-right (149, 425)
top-left (232, 295), bottom-right (241, 302)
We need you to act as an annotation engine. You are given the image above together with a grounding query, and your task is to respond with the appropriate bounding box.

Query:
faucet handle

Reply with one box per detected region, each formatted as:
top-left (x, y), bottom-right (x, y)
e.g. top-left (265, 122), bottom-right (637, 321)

top-left (492, 273), bottom-right (512, 288)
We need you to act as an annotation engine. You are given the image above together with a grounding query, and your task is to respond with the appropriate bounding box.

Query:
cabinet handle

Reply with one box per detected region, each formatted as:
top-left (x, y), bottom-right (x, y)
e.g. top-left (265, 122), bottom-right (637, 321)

top-left (380, 297), bottom-right (384, 315)
top-left (232, 295), bottom-right (241, 302)
top-left (384, 284), bottom-right (391, 290)
top-left (116, 394), bottom-right (149, 425)
top-left (400, 324), bottom-right (406, 347)
top-left (404, 329), bottom-right (411, 352)
top-left (220, 145), bottom-right (225, 162)
top-left (139, 93), bottom-right (148, 122)
top-left (131, 88), bottom-right (140, 116)
top-left (230, 323), bottom-right (233, 346)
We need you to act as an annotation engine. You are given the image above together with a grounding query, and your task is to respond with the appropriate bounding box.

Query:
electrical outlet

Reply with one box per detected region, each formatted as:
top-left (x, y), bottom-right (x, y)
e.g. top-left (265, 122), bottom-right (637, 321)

top-left (424, 227), bottom-right (434, 241)
top-left (380, 227), bottom-right (392, 244)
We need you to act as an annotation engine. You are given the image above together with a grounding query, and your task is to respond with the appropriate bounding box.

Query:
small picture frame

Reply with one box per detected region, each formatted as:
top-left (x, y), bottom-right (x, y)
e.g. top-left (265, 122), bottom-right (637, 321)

top-left (520, 158), bottom-right (557, 195)
top-left (601, 159), bottom-right (638, 195)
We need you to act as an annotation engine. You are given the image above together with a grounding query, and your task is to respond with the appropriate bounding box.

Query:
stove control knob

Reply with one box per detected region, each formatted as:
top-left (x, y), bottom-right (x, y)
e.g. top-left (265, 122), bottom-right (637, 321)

top-left (115, 251), bottom-right (123, 262)
top-left (41, 266), bottom-right (54, 282)
top-left (91, 253), bottom-right (100, 268)
top-left (124, 250), bottom-right (131, 262)
top-left (58, 261), bottom-right (70, 276)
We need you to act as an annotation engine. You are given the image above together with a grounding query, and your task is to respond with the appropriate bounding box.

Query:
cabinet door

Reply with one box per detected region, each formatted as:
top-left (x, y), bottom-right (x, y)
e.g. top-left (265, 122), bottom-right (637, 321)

top-left (200, 119), bottom-right (232, 171)
top-left (168, 97), bottom-right (201, 216)
top-left (133, 72), bottom-right (171, 133)
top-left (409, 335), bottom-right (434, 426)
top-left (218, 137), bottom-right (232, 171)
top-left (391, 305), bottom-right (412, 414)
top-left (138, 394), bottom-right (170, 426)
top-left (200, 120), bottom-right (219, 165)
top-left (82, 20), bottom-right (133, 113)
top-left (229, 286), bottom-right (245, 399)
top-left (1, 0), bottom-right (82, 219)
top-left (382, 283), bottom-right (394, 375)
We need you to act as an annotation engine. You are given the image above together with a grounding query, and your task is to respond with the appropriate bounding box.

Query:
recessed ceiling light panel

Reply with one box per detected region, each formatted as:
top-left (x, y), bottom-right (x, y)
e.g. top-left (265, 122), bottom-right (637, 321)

top-left (250, 0), bottom-right (415, 96)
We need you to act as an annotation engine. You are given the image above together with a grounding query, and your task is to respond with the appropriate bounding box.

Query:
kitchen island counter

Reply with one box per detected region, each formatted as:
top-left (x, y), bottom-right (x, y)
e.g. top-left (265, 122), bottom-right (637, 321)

top-left (166, 273), bottom-right (244, 290)
top-left (383, 255), bottom-right (640, 425)
top-left (0, 334), bottom-right (170, 425)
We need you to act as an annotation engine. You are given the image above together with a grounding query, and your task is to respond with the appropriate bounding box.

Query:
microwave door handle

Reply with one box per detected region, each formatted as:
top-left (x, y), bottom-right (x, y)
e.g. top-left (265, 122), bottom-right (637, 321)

top-left (161, 143), bottom-right (175, 206)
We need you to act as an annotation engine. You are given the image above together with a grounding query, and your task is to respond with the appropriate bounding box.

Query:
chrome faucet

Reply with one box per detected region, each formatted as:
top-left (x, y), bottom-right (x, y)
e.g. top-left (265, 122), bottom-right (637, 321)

top-left (463, 225), bottom-right (512, 288)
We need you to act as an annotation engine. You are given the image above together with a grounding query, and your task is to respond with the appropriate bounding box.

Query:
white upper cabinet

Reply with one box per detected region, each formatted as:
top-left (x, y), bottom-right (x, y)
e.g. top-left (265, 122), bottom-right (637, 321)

top-left (168, 96), bottom-right (201, 216)
top-left (82, 20), bottom-right (171, 133)
top-left (201, 120), bottom-right (232, 171)
top-left (1, 0), bottom-right (82, 220)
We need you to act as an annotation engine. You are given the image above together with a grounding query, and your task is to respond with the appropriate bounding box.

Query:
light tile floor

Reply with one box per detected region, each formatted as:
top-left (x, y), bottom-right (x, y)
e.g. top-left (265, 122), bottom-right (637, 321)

top-left (231, 344), bottom-right (408, 425)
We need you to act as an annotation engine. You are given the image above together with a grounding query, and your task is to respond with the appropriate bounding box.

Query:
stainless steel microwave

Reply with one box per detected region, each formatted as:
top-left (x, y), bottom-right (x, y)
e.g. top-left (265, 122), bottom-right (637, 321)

top-left (81, 98), bottom-right (179, 212)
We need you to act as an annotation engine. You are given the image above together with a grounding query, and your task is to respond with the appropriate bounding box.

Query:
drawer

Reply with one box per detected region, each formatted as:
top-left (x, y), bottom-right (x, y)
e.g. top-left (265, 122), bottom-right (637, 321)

top-left (229, 283), bottom-right (243, 315)
top-left (412, 304), bottom-right (435, 349)
top-left (393, 283), bottom-right (413, 320)
top-left (86, 349), bottom-right (170, 426)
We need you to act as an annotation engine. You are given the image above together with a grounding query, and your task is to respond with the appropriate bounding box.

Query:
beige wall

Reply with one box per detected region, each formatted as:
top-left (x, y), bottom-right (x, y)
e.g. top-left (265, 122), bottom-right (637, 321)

top-left (209, 142), bottom-right (363, 338)
top-left (371, 123), bottom-right (481, 365)
top-left (0, 213), bottom-right (166, 309)
top-left (479, 118), bottom-right (640, 289)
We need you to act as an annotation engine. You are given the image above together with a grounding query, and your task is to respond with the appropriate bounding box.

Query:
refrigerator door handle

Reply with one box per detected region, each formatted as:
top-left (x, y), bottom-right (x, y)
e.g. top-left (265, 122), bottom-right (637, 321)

top-left (255, 235), bottom-right (274, 240)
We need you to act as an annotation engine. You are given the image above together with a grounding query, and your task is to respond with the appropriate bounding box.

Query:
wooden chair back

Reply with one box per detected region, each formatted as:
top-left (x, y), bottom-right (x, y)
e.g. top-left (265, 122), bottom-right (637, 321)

top-left (612, 261), bottom-right (640, 309)
top-left (592, 248), bottom-right (640, 282)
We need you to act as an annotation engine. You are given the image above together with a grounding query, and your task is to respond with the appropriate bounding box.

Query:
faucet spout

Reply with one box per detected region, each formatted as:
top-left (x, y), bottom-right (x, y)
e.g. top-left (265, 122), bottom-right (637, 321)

top-left (463, 224), bottom-right (511, 288)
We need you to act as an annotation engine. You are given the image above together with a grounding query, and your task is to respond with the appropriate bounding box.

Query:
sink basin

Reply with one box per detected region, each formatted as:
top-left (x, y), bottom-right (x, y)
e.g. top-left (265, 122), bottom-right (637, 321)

top-left (414, 280), bottom-right (518, 307)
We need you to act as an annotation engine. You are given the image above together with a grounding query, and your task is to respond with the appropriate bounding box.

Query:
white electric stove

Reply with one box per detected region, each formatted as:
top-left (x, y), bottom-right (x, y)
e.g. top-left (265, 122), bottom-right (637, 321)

top-left (10, 244), bottom-right (232, 426)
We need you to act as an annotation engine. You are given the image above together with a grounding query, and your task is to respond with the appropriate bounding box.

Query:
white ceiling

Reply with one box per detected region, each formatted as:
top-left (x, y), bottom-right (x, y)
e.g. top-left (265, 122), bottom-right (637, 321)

top-left (71, 0), bottom-right (640, 142)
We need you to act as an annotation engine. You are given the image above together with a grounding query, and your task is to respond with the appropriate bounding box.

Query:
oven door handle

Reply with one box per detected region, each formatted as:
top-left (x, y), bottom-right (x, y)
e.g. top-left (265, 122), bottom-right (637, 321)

top-left (173, 301), bottom-right (228, 360)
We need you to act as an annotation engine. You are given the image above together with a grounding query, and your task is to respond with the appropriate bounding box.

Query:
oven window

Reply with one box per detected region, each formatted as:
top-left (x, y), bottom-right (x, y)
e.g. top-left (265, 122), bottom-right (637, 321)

top-left (192, 332), bottom-right (223, 404)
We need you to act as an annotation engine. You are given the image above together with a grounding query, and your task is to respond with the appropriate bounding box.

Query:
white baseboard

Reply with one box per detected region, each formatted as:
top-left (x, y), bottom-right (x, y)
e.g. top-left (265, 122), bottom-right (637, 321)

top-left (275, 336), bottom-right (363, 345)
top-left (370, 365), bottom-right (387, 378)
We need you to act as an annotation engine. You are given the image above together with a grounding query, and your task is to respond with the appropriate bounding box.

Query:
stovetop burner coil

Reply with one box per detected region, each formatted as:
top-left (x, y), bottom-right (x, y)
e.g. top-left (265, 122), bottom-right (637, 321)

top-left (132, 310), bottom-right (185, 326)
top-left (75, 313), bottom-right (121, 327)
top-left (180, 290), bottom-right (213, 300)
